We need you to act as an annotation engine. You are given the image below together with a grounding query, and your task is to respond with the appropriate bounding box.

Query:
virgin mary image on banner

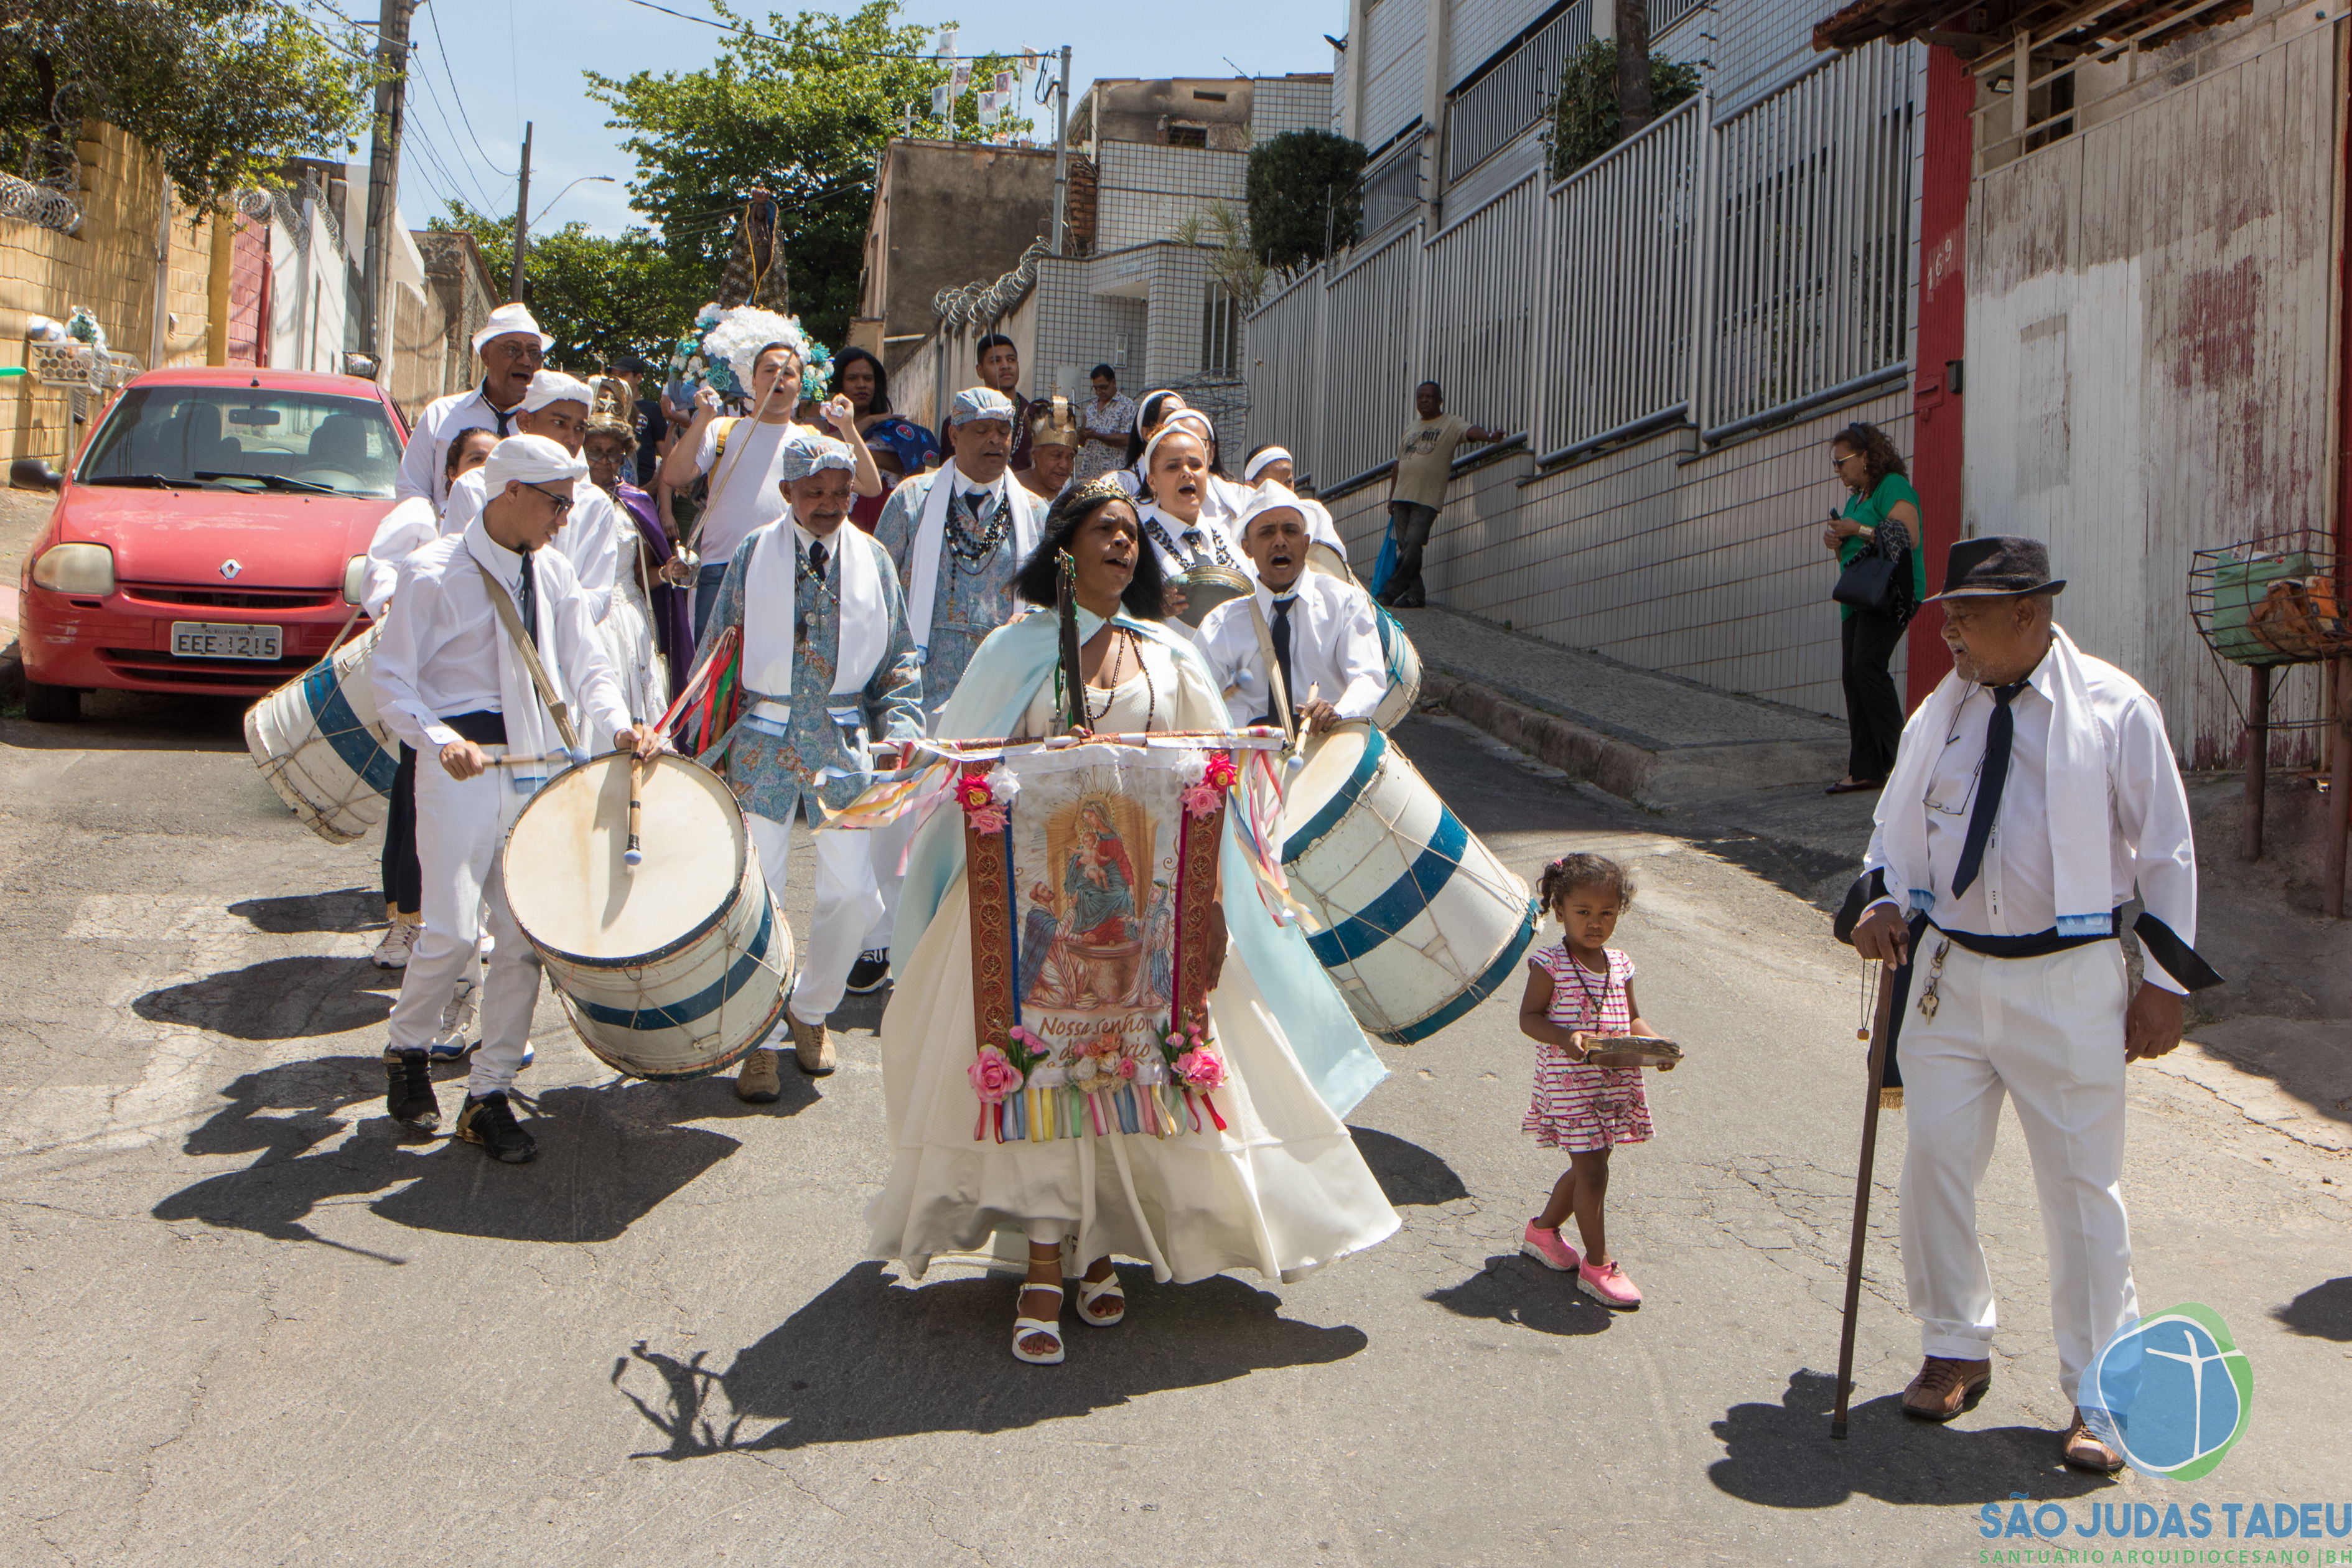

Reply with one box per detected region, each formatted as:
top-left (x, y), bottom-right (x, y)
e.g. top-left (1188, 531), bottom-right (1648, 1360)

top-left (1022, 792), bottom-right (1163, 1013)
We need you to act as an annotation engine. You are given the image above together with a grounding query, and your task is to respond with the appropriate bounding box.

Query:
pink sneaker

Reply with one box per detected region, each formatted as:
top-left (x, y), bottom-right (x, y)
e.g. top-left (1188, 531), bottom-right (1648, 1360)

top-left (1578, 1258), bottom-right (1643, 1309)
top-left (1519, 1221), bottom-right (1581, 1272)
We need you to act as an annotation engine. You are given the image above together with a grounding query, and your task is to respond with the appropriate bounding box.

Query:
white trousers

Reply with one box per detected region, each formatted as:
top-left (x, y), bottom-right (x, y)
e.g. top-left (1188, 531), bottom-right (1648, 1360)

top-left (388, 757), bottom-right (541, 1098)
top-left (748, 806), bottom-right (879, 1029)
top-left (863, 815), bottom-right (916, 957)
top-left (1898, 936), bottom-right (2138, 1402)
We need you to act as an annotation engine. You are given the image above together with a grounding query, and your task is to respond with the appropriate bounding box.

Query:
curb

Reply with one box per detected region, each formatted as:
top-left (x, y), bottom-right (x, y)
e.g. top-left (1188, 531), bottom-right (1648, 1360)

top-left (1420, 670), bottom-right (1658, 803)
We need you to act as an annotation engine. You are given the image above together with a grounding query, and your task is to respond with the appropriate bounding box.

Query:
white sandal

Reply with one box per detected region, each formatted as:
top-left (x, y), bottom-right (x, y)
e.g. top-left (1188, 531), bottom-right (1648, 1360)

top-left (1012, 1281), bottom-right (1065, 1365)
top-left (1076, 1272), bottom-right (1126, 1327)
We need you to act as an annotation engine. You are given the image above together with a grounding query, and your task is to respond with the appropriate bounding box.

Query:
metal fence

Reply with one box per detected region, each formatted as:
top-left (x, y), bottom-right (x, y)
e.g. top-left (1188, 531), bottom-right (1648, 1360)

top-left (1536, 95), bottom-right (1704, 458)
top-left (1246, 40), bottom-right (1920, 487)
top-left (1422, 173), bottom-right (1541, 441)
top-left (1445, 2), bottom-right (1593, 185)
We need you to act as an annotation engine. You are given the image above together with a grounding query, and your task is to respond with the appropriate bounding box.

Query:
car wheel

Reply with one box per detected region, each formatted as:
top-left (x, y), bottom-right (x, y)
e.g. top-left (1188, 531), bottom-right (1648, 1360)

top-left (22, 679), bottom-right (80, 722)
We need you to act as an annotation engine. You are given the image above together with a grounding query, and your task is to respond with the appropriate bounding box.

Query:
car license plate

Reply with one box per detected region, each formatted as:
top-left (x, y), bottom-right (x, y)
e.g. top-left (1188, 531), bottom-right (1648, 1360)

top-left (170, 622), bottom-right (282, 661)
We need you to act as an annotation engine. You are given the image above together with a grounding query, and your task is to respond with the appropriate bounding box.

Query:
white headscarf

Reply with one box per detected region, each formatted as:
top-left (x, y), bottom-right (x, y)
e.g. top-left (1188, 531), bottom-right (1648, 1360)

top-left (480, 433), bottom-right (587, 492)
top-left (520, 370), bottom-right (594, 413)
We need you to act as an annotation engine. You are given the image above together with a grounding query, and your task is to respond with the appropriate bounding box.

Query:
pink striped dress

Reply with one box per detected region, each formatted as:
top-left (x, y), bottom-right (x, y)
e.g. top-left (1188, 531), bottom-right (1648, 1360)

top-left (1523, 945), bottom-right (1653, 1153)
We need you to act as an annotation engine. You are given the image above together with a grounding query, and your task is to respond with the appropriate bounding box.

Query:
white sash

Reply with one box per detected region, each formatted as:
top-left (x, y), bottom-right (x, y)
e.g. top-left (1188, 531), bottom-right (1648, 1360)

top-left (905, 464), bottom-right (1037, 652)
top-left (741, 519), bottom-right (888, 726)
top-left (460, 518), bottom-right (562, 791)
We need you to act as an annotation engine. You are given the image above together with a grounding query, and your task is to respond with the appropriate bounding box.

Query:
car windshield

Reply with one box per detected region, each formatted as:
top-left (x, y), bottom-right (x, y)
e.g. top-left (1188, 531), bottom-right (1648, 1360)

top-left (78, 386), bottom-right (401, 498)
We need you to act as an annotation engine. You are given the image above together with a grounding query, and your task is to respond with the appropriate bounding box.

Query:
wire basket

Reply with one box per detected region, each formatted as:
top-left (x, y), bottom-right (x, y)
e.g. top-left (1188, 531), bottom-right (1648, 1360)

top-left (2188, 533), bottom-right (2348, 670)
top-left (27, 343), bottom-right (136, 393)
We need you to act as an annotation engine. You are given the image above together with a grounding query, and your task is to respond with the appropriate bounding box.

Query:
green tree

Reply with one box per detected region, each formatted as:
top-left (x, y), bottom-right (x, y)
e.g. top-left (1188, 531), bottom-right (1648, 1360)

top-left (0, 0), bottom-right (375, 205)
top-left (1244, 129), bottom-right (1365, 273)
top-left (1546, 40), bottom-right (1702, 180)
top-left (586, 0), bottom-right (1029, 350)
top-left (429, 200), bottom-right (705, 372)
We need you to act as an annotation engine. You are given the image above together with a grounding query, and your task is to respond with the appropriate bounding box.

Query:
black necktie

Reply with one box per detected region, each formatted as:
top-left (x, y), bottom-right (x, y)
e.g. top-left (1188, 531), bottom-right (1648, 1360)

top-left (1266, 595), bottom-right (1297, 724)
top-left (515, 549), bottom-right (539, 650)
top-left (1951, 681), bottom-right (2028, 898)
top-left (807, 539), bottom-right (828, 579)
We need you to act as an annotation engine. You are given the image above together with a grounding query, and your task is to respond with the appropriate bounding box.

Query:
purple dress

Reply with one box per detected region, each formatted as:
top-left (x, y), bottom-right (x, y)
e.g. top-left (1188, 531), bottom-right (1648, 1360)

top-left (617, 482), bottom-right (694, 702)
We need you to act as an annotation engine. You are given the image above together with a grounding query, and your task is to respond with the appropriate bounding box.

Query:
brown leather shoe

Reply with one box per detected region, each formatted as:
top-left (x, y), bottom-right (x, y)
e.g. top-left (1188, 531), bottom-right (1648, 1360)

top-left (2062, 1409), bottom-right (2125, 1473)
top-left (1901, 1356), bottom-right (1992, 1421)
top-left (790, 1015), bottom-right (836, 1076)
top-left (733, 1047), bottom-right (782, 1104)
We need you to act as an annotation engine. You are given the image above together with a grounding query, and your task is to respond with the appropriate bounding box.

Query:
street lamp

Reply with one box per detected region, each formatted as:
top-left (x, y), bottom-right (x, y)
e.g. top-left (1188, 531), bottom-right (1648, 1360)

top-left (510, 168), bottom-right (618, 301)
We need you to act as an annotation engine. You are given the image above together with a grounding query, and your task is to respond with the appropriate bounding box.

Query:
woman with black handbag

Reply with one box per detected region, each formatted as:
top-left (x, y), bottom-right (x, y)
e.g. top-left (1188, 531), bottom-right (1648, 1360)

top-left (1821, 422), bottom-right (1925, 793)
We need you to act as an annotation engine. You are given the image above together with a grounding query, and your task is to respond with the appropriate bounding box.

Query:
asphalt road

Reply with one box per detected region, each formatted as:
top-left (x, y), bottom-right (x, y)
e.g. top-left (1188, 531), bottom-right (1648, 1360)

top-left (2, 698), bottom-right (2346, 1567)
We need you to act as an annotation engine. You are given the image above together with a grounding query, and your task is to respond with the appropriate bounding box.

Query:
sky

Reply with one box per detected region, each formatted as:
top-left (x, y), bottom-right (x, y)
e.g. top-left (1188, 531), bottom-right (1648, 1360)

top-left (325, 0), bottom-right (1346, 240)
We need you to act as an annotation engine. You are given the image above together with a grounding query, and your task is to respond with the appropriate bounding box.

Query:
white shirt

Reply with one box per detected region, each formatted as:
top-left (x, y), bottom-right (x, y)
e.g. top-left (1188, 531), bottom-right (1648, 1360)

top-left (395, 383), bottom-right (518, 508)
top-left (687, 416), bottom-right (793, 560)
top-left (360, 494), bottom-right (440, 618)
top-left (1137, 502), bottom-right (1250, 581)
top-left (439, 468), bottom-right (620, 624)
top-left (1861, 649), bottom-right (2200, 992)
top-left (369, 527), bottom-right (630, 755)
top-left (1192, 572), bottom-right (1386, 728)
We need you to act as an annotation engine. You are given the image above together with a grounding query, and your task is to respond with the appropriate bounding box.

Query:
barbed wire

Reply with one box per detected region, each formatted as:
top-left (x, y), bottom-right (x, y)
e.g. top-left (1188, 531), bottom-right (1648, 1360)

top-left (932, 237), bottom-right (1050, 327)
top-left (0, 172), bottom-right (82, 232)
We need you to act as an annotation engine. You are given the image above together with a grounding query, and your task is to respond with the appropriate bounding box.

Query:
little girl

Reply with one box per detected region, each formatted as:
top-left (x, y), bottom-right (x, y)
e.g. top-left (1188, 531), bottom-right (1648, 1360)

top-left (1518, 853), bottom-right (1672, 1309)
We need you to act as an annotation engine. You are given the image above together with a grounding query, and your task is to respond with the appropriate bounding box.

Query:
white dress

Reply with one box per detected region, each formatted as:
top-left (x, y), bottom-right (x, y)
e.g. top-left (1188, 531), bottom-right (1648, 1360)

top-left (598, 533), bottom-right (669, 723)
top-left (866, 635), bottom-right (1401, 1284)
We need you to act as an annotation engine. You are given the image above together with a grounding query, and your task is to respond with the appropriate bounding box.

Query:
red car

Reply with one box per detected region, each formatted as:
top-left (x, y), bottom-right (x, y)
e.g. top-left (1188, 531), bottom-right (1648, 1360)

top-left (13, 365), bottom-right (406, 721)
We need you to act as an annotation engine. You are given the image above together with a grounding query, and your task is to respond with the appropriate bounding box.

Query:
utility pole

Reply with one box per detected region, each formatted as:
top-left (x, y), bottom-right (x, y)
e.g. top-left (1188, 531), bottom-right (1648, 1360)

top-left (1049, 45), bottom-right (1071, 254)
top-left (510, 120), bottom-right (532, 301)
top-left (359, 0), bottom-right (416, 359)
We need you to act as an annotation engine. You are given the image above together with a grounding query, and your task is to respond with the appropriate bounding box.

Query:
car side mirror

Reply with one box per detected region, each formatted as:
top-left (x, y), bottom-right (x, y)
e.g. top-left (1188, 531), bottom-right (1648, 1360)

top-left (10, 457), bottom-right (62, 492)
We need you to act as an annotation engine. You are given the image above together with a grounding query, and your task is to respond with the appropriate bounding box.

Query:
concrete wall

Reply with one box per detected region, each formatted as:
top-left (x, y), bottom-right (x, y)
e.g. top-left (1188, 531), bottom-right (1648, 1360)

top-left (1308, 387), bottom-right (1914, 716)
top-left (860, 139), bottom-right (1057, 368)
top-left (1094, 142), bottom-right (1251, 253)
top-left (1964, 21), bottom-right (2340, 766)
top-left (0, 122), bottom-right (218, 465)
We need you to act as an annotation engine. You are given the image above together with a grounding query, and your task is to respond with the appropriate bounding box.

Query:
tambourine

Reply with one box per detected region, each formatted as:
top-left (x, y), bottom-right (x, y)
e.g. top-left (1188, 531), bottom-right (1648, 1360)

top-left (1170, 564), bottom-right (1253, 628)
top-left (1580, 1035), bottom-right (1683, 1068)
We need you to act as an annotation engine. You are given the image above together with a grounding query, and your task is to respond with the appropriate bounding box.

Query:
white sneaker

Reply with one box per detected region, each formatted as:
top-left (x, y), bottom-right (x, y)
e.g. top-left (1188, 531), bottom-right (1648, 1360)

top-left (429, 979), bottom-right (480, 1060)
top-left (371, 922), bottom-right (418, 969)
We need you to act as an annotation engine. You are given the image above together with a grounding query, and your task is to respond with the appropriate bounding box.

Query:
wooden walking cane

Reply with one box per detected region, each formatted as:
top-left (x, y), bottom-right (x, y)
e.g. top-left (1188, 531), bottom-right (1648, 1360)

top-left (1831, 961), bottom-right (1900, 1439)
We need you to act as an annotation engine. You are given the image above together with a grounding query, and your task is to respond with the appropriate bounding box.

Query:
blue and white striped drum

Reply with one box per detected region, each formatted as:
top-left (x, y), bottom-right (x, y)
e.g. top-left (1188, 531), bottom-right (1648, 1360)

top-left (1281, 721), bottom-right (1536, 1044)
top-left (502, 752), bottom-right (793, 1080)
top-left (243, 625), bottom-right (398, 844)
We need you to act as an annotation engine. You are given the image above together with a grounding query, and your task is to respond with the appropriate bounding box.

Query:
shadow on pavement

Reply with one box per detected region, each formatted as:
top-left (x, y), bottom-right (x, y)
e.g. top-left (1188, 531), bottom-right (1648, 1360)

top-left (153, 1058), bottom-right (780, 1255)
top-left (615, 1261), bottom-right (1368, 1457)
top-left (1425, 1253), bottom-right (1611, 1337)
top-left (135, 954), bottom-right (396, 1039)
top-left (231, 887), bottom-right (385, 935)
top-left (2272, 1276), bottom-right (2352, 1340)
top-left (1, 689), bottom-right (248, 752)
top-left (1708, 1370), bottom-right (2116, 1506)
top-left (1350, 1126), bottom-right (1472, 1206)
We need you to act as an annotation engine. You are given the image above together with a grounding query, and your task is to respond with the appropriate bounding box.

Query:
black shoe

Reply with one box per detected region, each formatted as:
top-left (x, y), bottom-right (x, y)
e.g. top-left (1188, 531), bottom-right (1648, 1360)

top-left (385, 1050), bottom-right (440, 1132)
top-left (455, 1091), bottom-right (536, 1164)
top-left (844, 950), bottom-right (891, 994)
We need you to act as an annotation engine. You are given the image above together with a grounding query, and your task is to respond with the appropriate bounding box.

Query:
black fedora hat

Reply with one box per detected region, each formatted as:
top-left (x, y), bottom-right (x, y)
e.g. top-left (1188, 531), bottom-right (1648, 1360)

top-left (1925, 535), bottom-right (2066, 602)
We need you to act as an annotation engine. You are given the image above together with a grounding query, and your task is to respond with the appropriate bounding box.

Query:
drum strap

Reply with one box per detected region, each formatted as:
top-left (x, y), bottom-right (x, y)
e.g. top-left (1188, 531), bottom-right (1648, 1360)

top-left (1247, 595), bottom-right (1297, 745)
top-left (474, 556), bottom-right (584, 755)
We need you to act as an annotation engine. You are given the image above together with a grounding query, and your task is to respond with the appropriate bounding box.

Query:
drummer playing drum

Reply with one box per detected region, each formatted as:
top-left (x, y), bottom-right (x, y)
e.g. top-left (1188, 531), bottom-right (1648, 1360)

top-left (1192, 485), bottom-right (1387, 736)
top-left (371, 435), bottom-right (666, 1164)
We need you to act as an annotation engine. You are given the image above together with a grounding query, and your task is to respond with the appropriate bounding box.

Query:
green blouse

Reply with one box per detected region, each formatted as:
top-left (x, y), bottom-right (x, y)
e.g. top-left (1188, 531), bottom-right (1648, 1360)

top-left (1837, 472), bottom-right (1927, 619)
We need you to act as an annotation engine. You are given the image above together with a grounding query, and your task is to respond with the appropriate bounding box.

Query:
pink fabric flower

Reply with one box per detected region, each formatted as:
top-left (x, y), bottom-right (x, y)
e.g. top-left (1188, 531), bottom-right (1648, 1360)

top-left (966, 804), bottom-right (1007, 834)
top-left (1114, 1057), bottom-right (1139, 1081)
top-left (956, 772), bottom-right (995, 813)
top-left (1175, 1046), bottom-right (1227, 1091)
top-left (1202, 751), bottom-right (1238, 791)
top-left (1180, 780), bottom-right (1223, 819)
top-left (969, 1045), bottom-right (1023, 1103)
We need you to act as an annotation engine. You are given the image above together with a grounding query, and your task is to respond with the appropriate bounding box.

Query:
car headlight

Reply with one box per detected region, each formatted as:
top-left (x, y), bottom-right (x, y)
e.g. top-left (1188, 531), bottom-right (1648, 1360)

top-left (31, 542), bottom-right (114, 595)
top-left (342, 554), bottom-right (368, 607)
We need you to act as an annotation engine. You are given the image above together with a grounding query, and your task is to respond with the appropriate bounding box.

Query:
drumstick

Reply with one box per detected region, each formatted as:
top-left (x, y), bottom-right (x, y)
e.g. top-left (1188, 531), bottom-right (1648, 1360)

top-left (624, 754), bottom-right (646, 871)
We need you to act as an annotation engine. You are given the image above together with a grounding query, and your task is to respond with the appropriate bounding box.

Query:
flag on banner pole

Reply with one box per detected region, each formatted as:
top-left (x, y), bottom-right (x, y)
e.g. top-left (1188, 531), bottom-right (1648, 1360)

top-left (978, 90), bottom-right (999, 124)
top-left (931, 83), bottom-right (950, 119)
top-left (994, 69), bottom-right (1016, 95)
top-left (935, 25), bottom-right (957, 57)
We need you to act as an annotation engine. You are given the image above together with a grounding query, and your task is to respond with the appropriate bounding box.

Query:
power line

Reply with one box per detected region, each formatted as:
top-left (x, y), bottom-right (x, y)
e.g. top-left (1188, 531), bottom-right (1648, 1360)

top-left (404, 53), bottom-right (505, 209)
top-left (422, 2), bottom-right (515, 176)
top-left (618, 0), bottom-right (1061, 64)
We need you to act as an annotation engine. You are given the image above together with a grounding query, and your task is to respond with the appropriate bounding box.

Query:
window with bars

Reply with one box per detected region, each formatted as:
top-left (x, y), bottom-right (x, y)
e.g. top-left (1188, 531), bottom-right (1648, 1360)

top-left (1200, 283), bottom-right (1240, 376)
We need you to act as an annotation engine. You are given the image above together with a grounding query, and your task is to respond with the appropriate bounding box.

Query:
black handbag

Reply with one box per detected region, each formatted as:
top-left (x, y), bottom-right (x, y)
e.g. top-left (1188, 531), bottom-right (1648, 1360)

top-left (1833, 530), bottom-right (1908, 617)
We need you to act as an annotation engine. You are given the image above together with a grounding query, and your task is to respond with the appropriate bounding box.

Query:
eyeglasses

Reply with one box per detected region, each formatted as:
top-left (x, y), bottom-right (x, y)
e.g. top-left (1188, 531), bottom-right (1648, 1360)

top-left (487, 341), bottom-right (543, 362)
top-left (1830, 452), bottom-right (1860, 469)
top-left (526, 483), bottom-right (574, 517)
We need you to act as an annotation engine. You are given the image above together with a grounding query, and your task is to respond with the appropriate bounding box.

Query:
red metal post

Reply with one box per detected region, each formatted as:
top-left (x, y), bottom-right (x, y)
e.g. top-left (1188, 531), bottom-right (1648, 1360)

top-left (1905, 47), bottom-right (1972, 708)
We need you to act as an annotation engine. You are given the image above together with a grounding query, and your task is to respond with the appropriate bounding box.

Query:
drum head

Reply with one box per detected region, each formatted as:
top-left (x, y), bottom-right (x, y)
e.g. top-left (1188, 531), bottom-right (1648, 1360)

top-left (504, 753), bottom-right (745, 963)
top-left (1283, 721), bottom-right (1373, 831)
top-left (1304, 542), bottom-right (1356, 586)
top-left (1173, 568), bottom-right (1253, 628)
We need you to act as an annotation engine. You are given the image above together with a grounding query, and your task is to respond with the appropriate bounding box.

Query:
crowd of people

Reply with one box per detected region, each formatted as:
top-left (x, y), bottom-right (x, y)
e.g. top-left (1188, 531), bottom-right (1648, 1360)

top-left (341, 297), bottom-right (2216, 1473)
